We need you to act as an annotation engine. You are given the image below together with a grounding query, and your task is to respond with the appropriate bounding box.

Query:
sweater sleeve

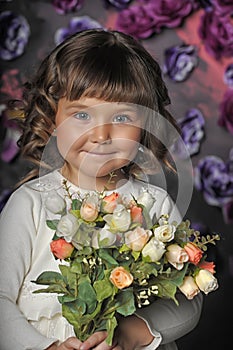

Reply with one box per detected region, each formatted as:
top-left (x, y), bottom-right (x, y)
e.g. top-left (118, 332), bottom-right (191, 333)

top-left (0, 187), bottom-right (56, 350)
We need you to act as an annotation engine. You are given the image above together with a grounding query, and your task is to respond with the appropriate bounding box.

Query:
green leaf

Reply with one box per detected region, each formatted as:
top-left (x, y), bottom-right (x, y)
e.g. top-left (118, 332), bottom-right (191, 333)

top-left (33, 271), bottom-right (65, 285)
top-left (59, 265), bottom-right (78, 294)
top-left (46, 219), bottom-right (59, 230)
top-left (106, 316), bottom-right (118, 345)
top-left (71, 199), bottom-right (82, 210)
top-left (78, 279), bottom-right (97, 314)
top-left (116, 289), bottom-right (136, 316)
top-left (94, 276), bottom-right (114, 302)
top-left (156, 279), bottom-right (178, 303)
top-left (98, 248), bottom-right (119, 267)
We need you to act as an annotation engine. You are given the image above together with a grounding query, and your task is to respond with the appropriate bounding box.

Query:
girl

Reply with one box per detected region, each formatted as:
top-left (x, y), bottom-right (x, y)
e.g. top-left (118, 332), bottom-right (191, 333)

top-left (0, 29), bottom-right (202, 350)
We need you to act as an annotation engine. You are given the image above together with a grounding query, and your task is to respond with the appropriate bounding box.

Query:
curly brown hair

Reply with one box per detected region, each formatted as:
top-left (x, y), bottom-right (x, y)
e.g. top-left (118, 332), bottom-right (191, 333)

top-left (13, 29), bottom-right (180, 183)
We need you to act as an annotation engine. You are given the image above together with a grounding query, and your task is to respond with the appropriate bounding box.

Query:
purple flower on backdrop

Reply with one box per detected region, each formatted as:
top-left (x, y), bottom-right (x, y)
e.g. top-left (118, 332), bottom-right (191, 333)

top-left (104, 0), bottom-right (131, 9)
top-left (163, 44), bottom-right (198, 82)
top-left (198, 9), bottom-right (233, 60)
top-left (224, 64), bottom-right (233, 88)
top-left (115, 3), bottom-right (159, 39)
top-left (212, 0), bottom-right (233, 15)
top-left (172, 108), bottom-right (205, 159)
top-left (54, 16), bottom-right (102, 45)
top-left (218, 89), bottom-right (233, 135)
top-left (194, 152), bottom-right (233, 209)
top-left (0, 11), bottom-right (30, 61)
top-left (52, 0), bottom-right (85, 15)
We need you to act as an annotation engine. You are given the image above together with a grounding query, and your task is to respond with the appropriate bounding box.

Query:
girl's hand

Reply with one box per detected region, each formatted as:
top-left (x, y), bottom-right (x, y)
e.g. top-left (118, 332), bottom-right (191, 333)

top-left (80, 331), bottom-right (121, 350)
top-left (46, 337), bottom-right (83, 350)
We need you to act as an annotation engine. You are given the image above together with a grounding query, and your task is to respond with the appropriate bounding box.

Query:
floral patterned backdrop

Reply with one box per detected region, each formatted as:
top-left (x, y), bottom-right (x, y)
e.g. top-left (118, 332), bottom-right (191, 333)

top-left (0, 0), bottom-right (232, 348)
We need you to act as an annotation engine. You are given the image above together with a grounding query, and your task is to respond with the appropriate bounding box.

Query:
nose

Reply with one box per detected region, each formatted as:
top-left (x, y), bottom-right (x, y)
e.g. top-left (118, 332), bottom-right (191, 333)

top-left (89, 123), bottom-right (112, 144)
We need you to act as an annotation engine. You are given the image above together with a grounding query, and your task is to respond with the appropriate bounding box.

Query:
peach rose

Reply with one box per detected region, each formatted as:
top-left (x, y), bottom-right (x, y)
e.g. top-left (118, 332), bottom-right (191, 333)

top-left (130, 205), bottom-right (143, 224)
top-left (125, 227), bottom-right (151, 251)
top-left (184, 242), bottom-right (203, 265)
top-left (80, 195), bottom-right (99, 222)
top-left (179, 276), bottom-right (200, 300)
top-left (110, 266), bottom-right (133, 289)
top-left (101, 192), bottom-right (119, 214)
top-left (50, 238), bottom-right (74, 260)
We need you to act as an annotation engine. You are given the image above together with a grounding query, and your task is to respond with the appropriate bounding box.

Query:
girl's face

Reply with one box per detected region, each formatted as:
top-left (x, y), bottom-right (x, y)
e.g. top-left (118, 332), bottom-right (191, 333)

top-left (55, 97), bottom-right (144, 190)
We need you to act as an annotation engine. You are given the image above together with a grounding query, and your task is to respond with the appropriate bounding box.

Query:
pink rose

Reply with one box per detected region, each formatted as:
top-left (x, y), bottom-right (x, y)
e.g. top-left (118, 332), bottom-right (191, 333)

top-left (80, 195), bottom-right (99, 222)
top-left (130, 205), bottom-right (143, 224)
top-left (198, 260), bottom-right (216, 274)
top-left (50, 238), bottom-right (74, 259)
top-left (179, 276), bottom-right (200, 300)
top-left (125, 227), bottom-right (151, 251)
top-left (184, 242), bottom-right (203, 265)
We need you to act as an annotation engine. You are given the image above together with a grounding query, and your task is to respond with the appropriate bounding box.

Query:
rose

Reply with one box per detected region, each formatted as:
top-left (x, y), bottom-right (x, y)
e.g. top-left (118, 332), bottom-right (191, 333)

top-left (110, 266), bottom-right (133, 289)
top-left (198, 261), bottom-right (216, 274)
top-left (54, 16), bottom-right (102, 45)
top-left (178, 276), bottom-right (200, 300)
top-left (91, 227), bottom-right (117, 249)
top-left (142, 237), bottom-right (166, 262)
top-left (224, 64), bottom-right (233, 88)
top-left (80, 194), bottom-right (99, 222)
top-left (172, 108), bottom-right (205, 159)
top-left (45, 191), bottom-right (66, 214)
top-left (57, 213), bottom-right (79, 242)
top-left (50, 238), bottom-right (74, 259)
top-left (115, 3), bottom-right (158, 39)
top-left (145, 0), bottom-right (196, 31)
top-left (153, 224), bottom-right (176, 242)
top-left (165, 244), bottom-right (189, 270)
top-left (198, 10), bottom-right (233, 59)
top-left (218, 89), bottom-right (233, 135)
top-left (130, 205), bottom-right (143, 224)
top-left (106, 0), bottom-right (131, 9)
top-left (103, 204), bottom-right (131, 232)
top-left (52, 0), bottom-right (85, 15)
top-left (195, 269), bottom-right (219, 294)
top-left (0, 11), bottom-right (30, 61)
top-left (184, 242), bottom-right (203, 265)
top-left (163, 44), bottom-right (198, 82)
top-left (125, 227), bottom-right (151, 251)
top-left (101, 192), bottom-right (119, 214)
top-left (137, 190), bottom-right (155, 212)
top-left (194, 154), bottom-right (233, 206)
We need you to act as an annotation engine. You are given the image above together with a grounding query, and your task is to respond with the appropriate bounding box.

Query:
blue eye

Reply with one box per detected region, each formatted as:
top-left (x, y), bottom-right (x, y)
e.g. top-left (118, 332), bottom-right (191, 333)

top-left (74, 112), bottom-right (90, 120)
top-left (113, 114), bottom-right (131, 123)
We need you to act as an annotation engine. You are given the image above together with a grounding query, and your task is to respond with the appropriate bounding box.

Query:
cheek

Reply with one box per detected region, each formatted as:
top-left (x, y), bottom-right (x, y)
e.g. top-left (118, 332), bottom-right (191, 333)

top-left (56, 121), bottom-right (84, 157)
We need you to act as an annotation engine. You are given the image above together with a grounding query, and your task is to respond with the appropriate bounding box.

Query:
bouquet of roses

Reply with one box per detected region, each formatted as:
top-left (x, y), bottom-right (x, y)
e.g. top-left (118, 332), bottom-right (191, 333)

top-left (33, 180), bottom-right (220, 345)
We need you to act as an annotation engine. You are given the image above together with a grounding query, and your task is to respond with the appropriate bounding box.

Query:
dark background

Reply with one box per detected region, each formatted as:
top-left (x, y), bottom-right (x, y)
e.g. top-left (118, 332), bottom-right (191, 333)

top-left (0, 1), bottom-right (232, 349)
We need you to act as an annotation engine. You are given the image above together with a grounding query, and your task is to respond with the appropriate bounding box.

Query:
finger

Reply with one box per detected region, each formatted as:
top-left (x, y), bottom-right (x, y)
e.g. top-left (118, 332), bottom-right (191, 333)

top-left (59, 337), bottom-right (82, 350)
top-left (81, 332), bottom-right (108, 350)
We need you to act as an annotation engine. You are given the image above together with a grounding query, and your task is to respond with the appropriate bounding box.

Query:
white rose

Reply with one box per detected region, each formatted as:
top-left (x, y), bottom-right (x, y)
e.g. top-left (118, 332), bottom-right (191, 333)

top-left (179, 276), bottom-right (200, 300)
top-left (153, 224), bottom-right (176, 242)
top-left (137, 190), bottom-right (155, 212)
top-left (91, 227), bottom-right (117, 248)
top-left (57, 213), bottom-right (79, 242)
top-left (195, 269), bottom-right (219, 295)
top-left (165, 244), bottom-right (189, 270)
top-left (104, 204), bottom-right (131, 232)
top-left (142, 237), bottom-right (166, 262)
top-left (45, 190), bottom-right (66, 214)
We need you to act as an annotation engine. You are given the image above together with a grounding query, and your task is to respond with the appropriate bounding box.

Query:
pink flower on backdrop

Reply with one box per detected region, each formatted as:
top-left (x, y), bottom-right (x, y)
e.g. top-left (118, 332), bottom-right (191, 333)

top-left (212, 0), bottom-right (233, 15)
top-left (115, 3), bottom-right (159, 38)
top-left (0, 69), bottom-right (23, 100)
top-left (198, 9), bottom-right (233, 60)
top-left (218, 89), bottom-right (233, 134)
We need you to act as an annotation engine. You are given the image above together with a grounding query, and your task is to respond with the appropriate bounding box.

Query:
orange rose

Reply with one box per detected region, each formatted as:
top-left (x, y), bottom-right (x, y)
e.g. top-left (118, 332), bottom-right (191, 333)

top-left (50, 238), bottom-right (74, 260)
top-left (80, 195), bottom-right (99, 222)
top-left (198, 260), bottom-right (216, 274)
top-left (130, 205), bottom-right (143, 224)
top-left (184, 242), bottom-right (203, 265)
top-left (110, 266), bottom-right (133, 289)
top-left (101, 192), bottom-right (119, 213)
